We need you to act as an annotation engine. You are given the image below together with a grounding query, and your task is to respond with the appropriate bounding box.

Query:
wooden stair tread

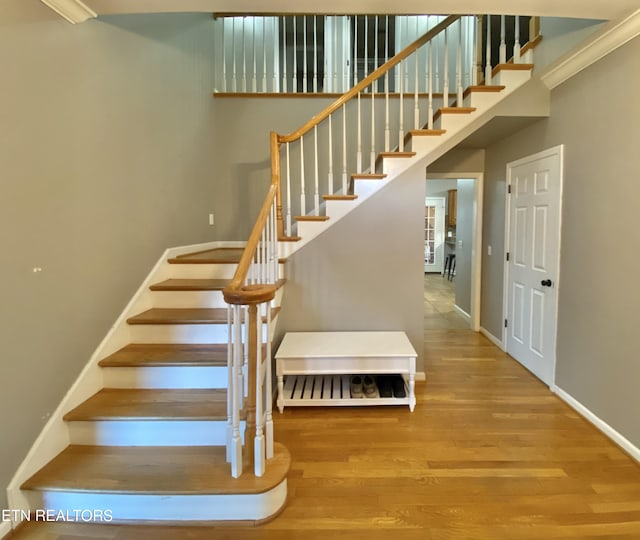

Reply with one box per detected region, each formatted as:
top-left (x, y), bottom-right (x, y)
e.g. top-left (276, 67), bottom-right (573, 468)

top-left (323, 194), bottom-right (358, 201)
top-left (21, 443), bottom-right (291, 495)
top-left (378, 151), bottom-right (416, 158)
top-left (127, 307), bottom-right (280, 325)
top-left (98, 344), bottom-right (228, 367)
top-left (168, 248), bottom-right (243, 264)
top-left (462, 85), bottom-right (505, 98)
top-left (150, 279), bottom-right (231, 291)
top-left (409, 129), bottom-right (446, 136)
top-left (492, 62), bottom-right (534, 77)
top-left (63, 388), bottom-right (229, 421)
top-left (295, 215), bottom-right (330, 222)
top-left (278, 235), bottom-right (302, 242)
top-left (351, 173), bottom-right (386, 179)
top-left (439, 106), bottom-right (476, 114)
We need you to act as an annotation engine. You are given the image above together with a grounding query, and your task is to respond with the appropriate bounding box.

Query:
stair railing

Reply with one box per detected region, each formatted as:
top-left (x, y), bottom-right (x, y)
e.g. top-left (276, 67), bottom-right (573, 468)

top-left (222, 136), bottom-right (280, 478)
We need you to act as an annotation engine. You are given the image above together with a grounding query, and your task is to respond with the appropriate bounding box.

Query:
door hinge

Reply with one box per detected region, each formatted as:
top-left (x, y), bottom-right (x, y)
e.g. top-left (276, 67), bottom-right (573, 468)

top-left (507, 184), bottom-right (512, 194)
top-left (504, 318), bottom-right (508, 328)
top-left (506, 252), bottom-right (510, 262)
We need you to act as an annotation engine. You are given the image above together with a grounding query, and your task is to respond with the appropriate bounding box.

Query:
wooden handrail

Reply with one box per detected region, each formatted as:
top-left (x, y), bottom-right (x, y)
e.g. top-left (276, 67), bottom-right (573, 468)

top-left (278, 14), bottom-right (461, 144)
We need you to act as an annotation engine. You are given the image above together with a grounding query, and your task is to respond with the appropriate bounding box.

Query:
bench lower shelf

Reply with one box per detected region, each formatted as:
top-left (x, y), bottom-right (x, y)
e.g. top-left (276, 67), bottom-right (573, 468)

top-left (278, 374), bottom-right (411, 410)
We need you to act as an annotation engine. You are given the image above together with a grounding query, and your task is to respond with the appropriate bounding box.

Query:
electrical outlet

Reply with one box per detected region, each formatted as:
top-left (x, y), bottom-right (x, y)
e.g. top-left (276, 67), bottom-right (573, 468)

top-left (209, 213), bottom-right (215, 226)
top-left (488, 245), bottom-right (492, 256)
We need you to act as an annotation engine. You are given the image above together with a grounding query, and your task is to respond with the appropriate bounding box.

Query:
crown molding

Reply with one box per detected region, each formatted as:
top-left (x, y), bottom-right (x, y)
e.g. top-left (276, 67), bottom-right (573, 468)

top-left (540, 9), bottom-right (640, 89)
top-left (40, 0), bottom-right (97, 24)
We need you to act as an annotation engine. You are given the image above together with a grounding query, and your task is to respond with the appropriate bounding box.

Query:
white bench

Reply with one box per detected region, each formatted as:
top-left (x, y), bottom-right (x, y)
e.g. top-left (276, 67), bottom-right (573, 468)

top-left (275, 331), bottom-right (416, 412)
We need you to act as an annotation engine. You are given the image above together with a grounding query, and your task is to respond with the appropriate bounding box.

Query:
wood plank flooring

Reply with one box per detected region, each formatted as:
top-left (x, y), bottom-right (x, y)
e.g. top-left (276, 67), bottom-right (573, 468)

top-left (8, 274), bottom-right (640, 539)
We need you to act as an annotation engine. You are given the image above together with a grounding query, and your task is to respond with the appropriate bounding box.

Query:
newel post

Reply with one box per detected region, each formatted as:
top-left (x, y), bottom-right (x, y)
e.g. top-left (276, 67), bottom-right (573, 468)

top-left (244, 303), bottom-right (258, 467)
top-left (271, 131), bottom-right (284, 239)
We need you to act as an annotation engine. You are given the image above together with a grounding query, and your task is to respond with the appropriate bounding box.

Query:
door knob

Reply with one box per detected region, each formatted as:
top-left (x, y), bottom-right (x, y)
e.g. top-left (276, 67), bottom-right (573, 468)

top-left (541, 279), bottom-right (553, 287)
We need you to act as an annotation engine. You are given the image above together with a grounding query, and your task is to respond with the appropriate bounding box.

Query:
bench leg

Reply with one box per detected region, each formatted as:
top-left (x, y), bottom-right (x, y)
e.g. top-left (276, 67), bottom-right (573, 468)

top-left (277, 374), bottom-right (285, 413)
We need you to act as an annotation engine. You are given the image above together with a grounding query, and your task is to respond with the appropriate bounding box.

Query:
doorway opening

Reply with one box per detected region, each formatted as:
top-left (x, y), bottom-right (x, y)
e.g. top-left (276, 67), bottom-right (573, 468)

top-left (425, 174), bottom-right (483, 331)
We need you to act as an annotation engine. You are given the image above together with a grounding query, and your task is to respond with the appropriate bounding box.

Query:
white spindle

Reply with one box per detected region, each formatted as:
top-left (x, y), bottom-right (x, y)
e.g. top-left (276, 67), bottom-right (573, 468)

top-left (399, 60), bottom-right (404, 152)
top-left (263, 19), bottom-right (268, 92)
top-left (242, 18), bottom-right (247, 92)
top-left (282, 17), bottom-right (287, 92)
top-left (473, 16), bottom-right (481, 86)
top-left (303, 17), bottom-right (308, 92)
top-left (457, 18), bottom-right (463, 106)
top-left (222, 18), bottom-right (227, 92)
top-left (328, 114), bottom-right (334, 194)
top-left (364, 16), bottom-right (368, 81)
top-left (342, 104), bottom-right (348, 193)
top-left (356, 92), bottom-right (362, 173)
top-left (434, 29), bottom-right (440, 91)
top-left (443, 27), bottom-right (449, 107)
top-left (404, 20), bottom-right (409, 92)
top-left (414, 34), bottom-right (419, 130)
top-left (313, 16), bottom-right (318, 93)
top-left (428, 39), bottom-right (434, 129)
top-left (313, 126), bottom-right (320, 215)
top-left (232, 18), bottom-right (237, 92)
top-left (300, 137), bottom-right (306, 215)
top-left (514, 16), bottom-right (521, 62)
top-left (254, 305), bottom-right (265, 477)
top-left (265, 301), bottom-right (274, 459)
top-left (252, 19), bottom-right (257, 92)
top-left (485, 15), bottom-right (492, 84)
top-left (396, 18), bottom-right (401, 91)
top-left (286, 143), bottom-right (292, 235)
top-left (499, 15), bottom-right (507, 64)
top-left (374, 16), bottom-right (379, 89)
top-left (385, 16), bottom-right (390, 151)
top-left (293, 17), bottom-right (297, 93)
top-left (353, 16), bottom-right (358, 86)
top-left (370, 84), bottom-right (375, 172)
top-left (226, 306), bottom-right (233, 462)
top-left (231, 305), bottom-right (243, 478)
top-left (272, 18), bottom-right (277, 91)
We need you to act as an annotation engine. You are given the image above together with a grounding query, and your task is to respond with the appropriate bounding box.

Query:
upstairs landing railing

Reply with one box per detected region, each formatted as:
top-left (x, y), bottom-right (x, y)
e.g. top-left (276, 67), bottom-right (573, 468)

top-left (222, 13), bottom-right (539, 478)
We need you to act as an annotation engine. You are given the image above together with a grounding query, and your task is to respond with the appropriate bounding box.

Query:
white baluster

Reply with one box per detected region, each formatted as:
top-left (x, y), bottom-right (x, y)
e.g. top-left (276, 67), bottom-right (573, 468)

top-left (328, 114), bottom-right (334, 194)
top-left (356, 92), bottom-right (362, 173)
top-left (252, 19), bottom-right (257, 92)
top-left (231, 305), bottom-right (243, 478)
top-left (499, 15), bottom-right (507, 65)
top-left (434, 29), bottom-right (440, 92)
top-left (396, 17), bottom-right (402, 92)
top-left (286, 143), bottom-right (292, 236)
top-left (414, 34), bottom-right (419, 130)
top-left (254, 304), bottom-right (265, 477)
top-left (303, 17), bottom-right (308, 92)
top-left (514, 16), bottom-right (521, 63)
top-left (399, 60), bottom-right (404, 152)
top-left (374, 16), bottom-right (379, 88)
top-left (242, 305), bottom-right (249, 397)
top-left (364, 16), bottom-right (368, 82)
top-left (485, 15), bottom-right (492, 85)
top-left (313, 16), bottom-right (318, 93)
top-left (342, 104), bottom-right (347, 193)
top-left (293, 17), bottom-right (297, 93)
top-left (370, 84), bottom-right (376, 172)
top-left (443, 27), bottom-right (449, 107)
top-left (272, 18), bottom-right (277, 92)
top-left (265, 302), bottom-right (274, 459)
top-left (457, 18), bottom-right (463, 106)
top-left (473, 16), bottom-right (481, 86)
top-left (232, 18), bottom-right (237, 92)
top-left (242, 18), bottom-right (247, 92)
top-left (226, 306), bottom-right (233, 462)
top-left (282, 17), bottom-right (287, 92)
top-left (353, 16), bottom-right (358, 86)
top-left (428, 39), bottom-right (434, 129)
top-left (313, 126), bottom-right (320, 215)
top-left (221, 18), bottom-right (227, 92)
top-left (300, 137), bottom-right (306, 215)
top-left (385, 16), bottom-right (390, 151)
top-left (262, 19), bottom-right (268, 93)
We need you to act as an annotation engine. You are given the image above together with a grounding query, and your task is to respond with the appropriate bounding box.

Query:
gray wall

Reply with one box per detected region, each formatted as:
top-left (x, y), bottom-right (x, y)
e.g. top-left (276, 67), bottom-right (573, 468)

top-left (0, 2), bottom-right (221, 510)
top-left (481, 35), bottom-right (640, 447)
top-left (454, 179), bottom-right (474, 316)
top-left (277, 165), bottom-right (425, 370)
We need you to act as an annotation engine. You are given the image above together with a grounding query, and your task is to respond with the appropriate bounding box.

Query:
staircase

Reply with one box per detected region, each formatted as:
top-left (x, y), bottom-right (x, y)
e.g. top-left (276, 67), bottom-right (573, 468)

top-left (8, 13), bottom-right (544, 527)
top-left (16, 247), bottom-right (289, 523)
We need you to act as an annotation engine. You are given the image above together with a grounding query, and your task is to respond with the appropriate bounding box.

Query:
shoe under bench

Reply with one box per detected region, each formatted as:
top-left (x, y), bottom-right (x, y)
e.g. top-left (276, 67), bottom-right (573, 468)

top-left (275, 331), bottom-right (416, 412)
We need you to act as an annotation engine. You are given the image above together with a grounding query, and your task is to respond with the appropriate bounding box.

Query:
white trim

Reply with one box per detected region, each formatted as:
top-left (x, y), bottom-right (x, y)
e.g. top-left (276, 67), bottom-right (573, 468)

top-left (415, 371), bottom-right (426, 382)
top-left (426, 172), bottom-right (484, 332)
top-left (0, 521), bottom-right (12, 539)
top-left (480, 326), bottom-right (504, 350)
top-left (6, 240), bottom-right (240, 520)
top-left (553, 386), bottom-right (640, 464)
top-left (454, 304), bottom-right (471, 323)
top-left (39, 0), bottom-right (97, 24)
top-left (540, 9), bottom-right (640, 89)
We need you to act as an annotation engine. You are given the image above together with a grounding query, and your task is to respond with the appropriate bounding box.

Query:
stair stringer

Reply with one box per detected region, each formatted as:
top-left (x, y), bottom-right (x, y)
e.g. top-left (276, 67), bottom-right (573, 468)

top-left (280, 71), bottom-right (549, 260)
top-left (5, 240), bottom-right (245, 523)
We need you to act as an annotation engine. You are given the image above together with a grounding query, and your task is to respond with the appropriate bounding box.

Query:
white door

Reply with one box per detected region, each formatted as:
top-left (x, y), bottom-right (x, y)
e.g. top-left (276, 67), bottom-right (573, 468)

top-left (424, 197), bottom-right (445, 273)
top-left (505, 146), bottom-right (563, 386)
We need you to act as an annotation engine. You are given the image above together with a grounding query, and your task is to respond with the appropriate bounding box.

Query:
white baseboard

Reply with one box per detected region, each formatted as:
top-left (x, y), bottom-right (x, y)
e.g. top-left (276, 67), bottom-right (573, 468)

top-left (0, 521), bottom-right (12, 539)
top-left (553, 385), bottom-right (640, 463)
top-left (480, 326), bottom-right (505, 350)
top-left (415, 372), bottom-right (426, 382)
top-left (454, 305), bottom-right (471, 323)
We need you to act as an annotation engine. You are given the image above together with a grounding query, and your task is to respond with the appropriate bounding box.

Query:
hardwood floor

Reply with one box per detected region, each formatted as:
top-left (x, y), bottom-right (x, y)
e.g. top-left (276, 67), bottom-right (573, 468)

top-left (9, 275), bottom-right (640, 539)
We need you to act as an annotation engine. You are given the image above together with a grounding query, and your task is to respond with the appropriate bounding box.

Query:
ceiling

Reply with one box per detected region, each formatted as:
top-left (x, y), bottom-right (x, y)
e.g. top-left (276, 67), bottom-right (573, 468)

top-left (81, 0), bottom-right (638, 22)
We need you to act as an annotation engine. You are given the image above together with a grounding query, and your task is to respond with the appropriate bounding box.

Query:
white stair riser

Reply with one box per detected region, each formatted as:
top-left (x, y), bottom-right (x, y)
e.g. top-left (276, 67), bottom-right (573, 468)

top-left (129, 324), bottom-right (268, 344)
top-left (464, 92), bottom-right (504, 109)
top-left (493, 69), bottom-right (531, 88)
top-left (407, 137), bottom-right (441, 154)
top-left (325, 200), bottom-right (358, 221)
top-left (151, 291), bottom-right (227, 309)
top-left (102, 366), bottom-right (227, 389)
top-left (382, 158), bottom-right (413, 177)
top-left (67, 420), bottom-right (241, 446)
top-left (435, 113), bottom-right (474, 132)
top-left (295, 221), bottom-right (331, 245)
top-left (25, 480), bottom-right (286, 522)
